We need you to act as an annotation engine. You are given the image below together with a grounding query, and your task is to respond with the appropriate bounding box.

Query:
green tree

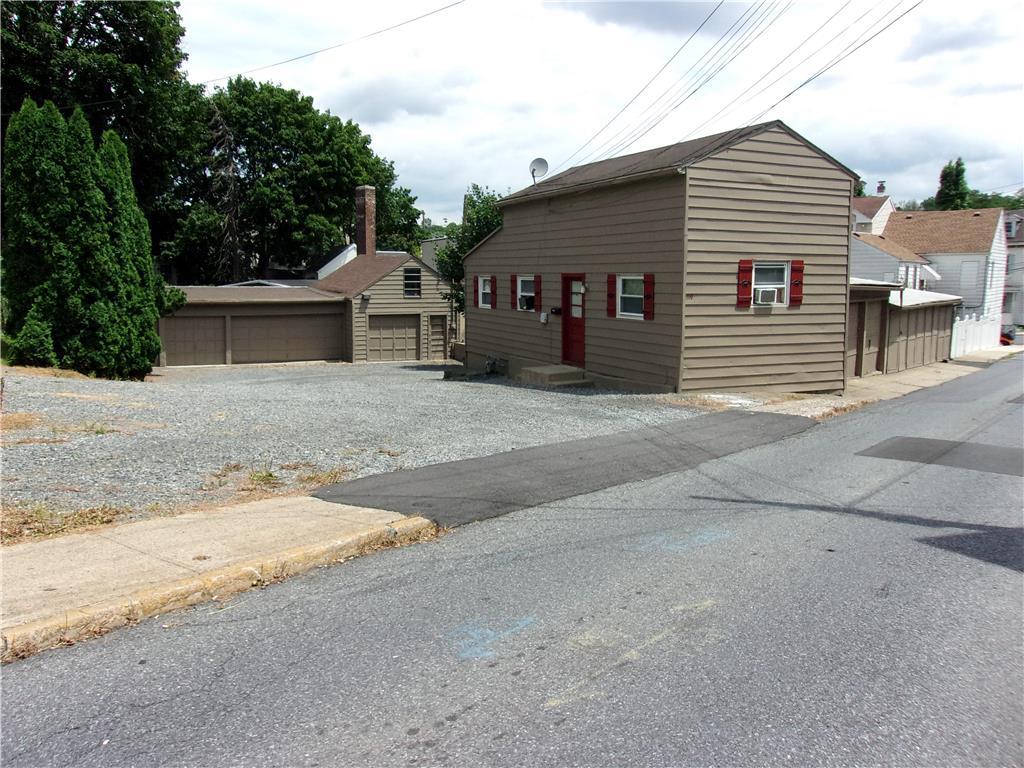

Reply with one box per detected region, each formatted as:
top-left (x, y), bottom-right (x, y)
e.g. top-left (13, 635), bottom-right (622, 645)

top-left (854, 179), bottom-right (866, 197)
top-left (934, 157), bottom-right (970, 210)
top-left (169, 77), bottom-right (423, 282)
top-left (1, 0), bottom-right (208, 266)
top-left (2, 100), bottom-right (181, 378)
top-left (435, 185), bottom-right (504, 311)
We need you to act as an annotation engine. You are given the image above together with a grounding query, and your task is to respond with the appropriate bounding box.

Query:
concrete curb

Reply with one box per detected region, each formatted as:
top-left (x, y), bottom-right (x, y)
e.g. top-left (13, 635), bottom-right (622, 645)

top-left (1, 516), bottom-right (436, 663)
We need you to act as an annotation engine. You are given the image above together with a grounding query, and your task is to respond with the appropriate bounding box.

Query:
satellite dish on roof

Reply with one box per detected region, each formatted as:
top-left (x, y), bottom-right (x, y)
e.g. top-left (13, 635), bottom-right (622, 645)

top-left (529, 157), bottom-right (548, 184)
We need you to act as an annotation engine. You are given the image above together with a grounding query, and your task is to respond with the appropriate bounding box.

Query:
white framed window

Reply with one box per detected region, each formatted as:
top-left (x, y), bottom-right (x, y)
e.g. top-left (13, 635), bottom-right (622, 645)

top-left (479, 275), bottom-right (492, 309)
top-left (517, 276), bottom-right (535, 311)
top-left (752, 262), bottom-right (788, 306)
top-left (403, 267), bottom-right (421, 297)
top-left (617, 275), bottom-right (645, 319)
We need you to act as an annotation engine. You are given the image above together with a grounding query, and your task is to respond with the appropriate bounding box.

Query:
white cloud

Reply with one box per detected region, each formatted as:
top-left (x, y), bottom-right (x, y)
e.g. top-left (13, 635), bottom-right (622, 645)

top-left (177, 0), bottom-right (1024, 221)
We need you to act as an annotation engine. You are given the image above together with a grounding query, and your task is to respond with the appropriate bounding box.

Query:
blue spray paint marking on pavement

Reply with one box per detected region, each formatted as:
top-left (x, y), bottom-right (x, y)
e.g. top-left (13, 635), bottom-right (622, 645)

top-left (636, 529), bottom-right (732, 554)
top-left (454, 617), bottom-right (536, 660)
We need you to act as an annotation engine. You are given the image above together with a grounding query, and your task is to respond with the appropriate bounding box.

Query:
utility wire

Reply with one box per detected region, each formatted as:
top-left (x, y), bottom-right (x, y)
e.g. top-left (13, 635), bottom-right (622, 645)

top-left (680, 0), bottom-right (855, 141)
top-left (574, 0), bottom-right (769, 167)
top-left (675, 0), bottom-right (922, 182)
top-left (743, 0), bottom-right (923, 125)
top-left (552, 0), bottom-right (725, 173)
top-left (600, 0), bottom-right (793, 163)
top-left (1, 1), bottom-right (466, 116)
top-left (202, 0), bottom-right (465, 84)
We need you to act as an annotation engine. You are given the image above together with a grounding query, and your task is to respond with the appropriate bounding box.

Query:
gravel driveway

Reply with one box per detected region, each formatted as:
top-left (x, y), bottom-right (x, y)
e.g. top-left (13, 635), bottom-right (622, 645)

top-left (2, 363), bottom-right (696, 517)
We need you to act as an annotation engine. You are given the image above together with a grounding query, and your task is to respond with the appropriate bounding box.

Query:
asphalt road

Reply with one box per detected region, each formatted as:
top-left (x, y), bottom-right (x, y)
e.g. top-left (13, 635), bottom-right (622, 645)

top-left (3, 356), bottom-right (1022, 767)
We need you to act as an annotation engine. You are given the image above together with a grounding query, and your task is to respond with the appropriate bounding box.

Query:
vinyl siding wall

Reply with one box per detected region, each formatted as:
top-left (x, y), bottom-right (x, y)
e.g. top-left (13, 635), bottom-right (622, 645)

top-left (681, 127), bottom-right (853, 392)
top-left (351, 260), bottom-right (451, 362)
top-left (850, 237), bottom-right (902, 283)
top-left (464, 175), bottom-right (686, 390)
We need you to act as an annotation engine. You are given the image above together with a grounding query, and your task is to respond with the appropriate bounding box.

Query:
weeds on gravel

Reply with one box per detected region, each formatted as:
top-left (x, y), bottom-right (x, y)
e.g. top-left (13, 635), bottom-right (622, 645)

top-left (246, 460), bottom-right (281, 489)
top-left (297, 465), bottom-right (350, 487)
top-left (2, 412), bottom-right (41, 431)
top-left (2, 504), bottom-right (130, 545)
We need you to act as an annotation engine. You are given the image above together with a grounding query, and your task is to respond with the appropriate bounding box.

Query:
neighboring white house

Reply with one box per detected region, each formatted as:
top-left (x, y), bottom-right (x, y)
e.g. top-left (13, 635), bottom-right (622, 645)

top-left (883, 208), bottom-right (1007, 318)
top-left (1003, 209), bottom-right (1023, 325)
top-left (851, 196), bottom-right (895, 234)
top-left (850, 232), bottom-right (941, 288)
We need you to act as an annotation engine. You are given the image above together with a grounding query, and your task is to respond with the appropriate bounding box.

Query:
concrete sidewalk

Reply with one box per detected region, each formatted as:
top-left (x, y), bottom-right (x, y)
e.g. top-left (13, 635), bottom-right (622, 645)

top-left (689, 347), bottom-right (1022, 419)
top-left (1, 497), bottom-right (435, 661)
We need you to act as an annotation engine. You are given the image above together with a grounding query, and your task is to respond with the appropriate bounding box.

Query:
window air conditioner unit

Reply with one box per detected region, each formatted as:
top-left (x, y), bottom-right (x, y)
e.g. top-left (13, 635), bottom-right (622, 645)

top-left (754, 287), bottom-right (779, 305)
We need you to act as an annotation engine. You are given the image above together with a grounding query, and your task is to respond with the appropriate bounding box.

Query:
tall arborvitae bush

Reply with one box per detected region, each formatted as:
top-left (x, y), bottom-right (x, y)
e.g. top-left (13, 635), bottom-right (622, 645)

top-left (2, 100), bottom-right (184, 378)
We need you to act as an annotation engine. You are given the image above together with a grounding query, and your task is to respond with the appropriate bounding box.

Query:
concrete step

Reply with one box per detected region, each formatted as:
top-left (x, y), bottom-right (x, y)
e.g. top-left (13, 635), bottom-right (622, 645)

top-left (518, 364), bottom-right (593, 388)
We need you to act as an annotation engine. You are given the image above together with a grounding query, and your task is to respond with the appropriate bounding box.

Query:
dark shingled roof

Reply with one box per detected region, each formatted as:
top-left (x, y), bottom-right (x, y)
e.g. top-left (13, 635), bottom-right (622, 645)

top-left (500, 120), bottom-right (856, 206)
top-left (851, 196), bottom-right (889, 218)
top-left (315, 253), bottom-right (411, 297)
top-left (883, 209), bottom-right (1003, 254)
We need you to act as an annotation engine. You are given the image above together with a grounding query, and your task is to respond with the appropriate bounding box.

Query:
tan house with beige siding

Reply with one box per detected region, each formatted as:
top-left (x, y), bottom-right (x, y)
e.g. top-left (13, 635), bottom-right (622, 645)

top-left (463, 121), bottom-right (856, 393)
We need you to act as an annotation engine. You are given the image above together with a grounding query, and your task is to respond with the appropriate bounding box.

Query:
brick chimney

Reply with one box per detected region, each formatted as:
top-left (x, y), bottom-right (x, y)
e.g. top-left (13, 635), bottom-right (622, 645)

top-left (876, 180), bottom-right (886, 195)
top-left (355, 185), bottom-right (376, 257)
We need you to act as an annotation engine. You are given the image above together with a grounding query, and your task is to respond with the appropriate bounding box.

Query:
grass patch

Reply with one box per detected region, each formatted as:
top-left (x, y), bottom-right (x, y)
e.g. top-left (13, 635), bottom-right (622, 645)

top-left (297, 465), bottom-right (349, 487)
top-left (2, 412), bottom-right (41, 431)
top-left (2, 504), bottom-right (130, 545)
top-left (246, 460), bottom-right (282, 490)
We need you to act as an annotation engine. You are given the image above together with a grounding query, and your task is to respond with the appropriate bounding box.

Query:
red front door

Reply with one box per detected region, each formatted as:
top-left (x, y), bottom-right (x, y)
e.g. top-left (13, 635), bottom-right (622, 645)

top-left (561, 273), bottom-right (585, 367)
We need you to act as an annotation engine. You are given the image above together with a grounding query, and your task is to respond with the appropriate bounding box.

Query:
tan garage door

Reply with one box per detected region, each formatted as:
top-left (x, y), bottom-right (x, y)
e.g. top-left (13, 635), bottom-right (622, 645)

top-left (231, 314), bottom-right (343, 364)
top-left (368, 315), bottom-right (420, 361)
top-left (428, 315), bottom-right (448, 360)
top-left (162, 317), bottom-right (226, 366)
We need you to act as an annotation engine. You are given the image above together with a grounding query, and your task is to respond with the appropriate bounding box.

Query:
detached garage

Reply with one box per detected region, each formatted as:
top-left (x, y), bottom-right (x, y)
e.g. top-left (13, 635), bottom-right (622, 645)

top-left (158, 287), bottom-right (348, 366)
top-left (158, 185), bottom-right (453, 367)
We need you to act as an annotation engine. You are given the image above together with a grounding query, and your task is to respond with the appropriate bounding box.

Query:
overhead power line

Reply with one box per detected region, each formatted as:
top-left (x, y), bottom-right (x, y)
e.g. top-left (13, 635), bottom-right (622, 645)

top-left (552, 0), bottom-right (725, 173)
top-left (599, 0), bottom-right (794, 164)
top-left (680, 0), bottom-right (855, 141)
top-left (573, 0), bottom-right (772, 168)
top-left (1, 1), bottom-right (466, 116)
top-left (202, 0), bottom-right (466, 84)
top-left (677, 0), bottom-right (924, 179)
top-left (743, 0), bottom-right (924, 125)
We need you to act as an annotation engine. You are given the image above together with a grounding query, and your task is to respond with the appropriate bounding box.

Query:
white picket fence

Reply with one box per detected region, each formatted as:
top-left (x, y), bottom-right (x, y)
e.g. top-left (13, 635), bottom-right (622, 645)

top-left (950, 312), bottom-right (1001, 358)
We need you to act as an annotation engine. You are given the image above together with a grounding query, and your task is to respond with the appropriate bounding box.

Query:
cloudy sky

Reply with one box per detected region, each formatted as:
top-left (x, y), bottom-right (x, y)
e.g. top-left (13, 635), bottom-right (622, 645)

top-left (177, 0), bottom-right (1023, 224)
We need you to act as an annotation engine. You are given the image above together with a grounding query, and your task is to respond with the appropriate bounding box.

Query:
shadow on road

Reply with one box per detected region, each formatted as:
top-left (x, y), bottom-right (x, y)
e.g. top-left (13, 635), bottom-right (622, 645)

top-left (690, 495), bottom-right (1024, 572)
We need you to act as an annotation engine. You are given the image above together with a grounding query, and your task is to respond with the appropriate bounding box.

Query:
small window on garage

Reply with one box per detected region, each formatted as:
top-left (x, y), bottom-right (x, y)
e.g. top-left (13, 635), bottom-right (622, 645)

top-left (618, 275), bottom-right (644, 318)
top-left (479, 275), bottom-right (492, 309)
top-left (517, 276), bottom-right (535, 311)
top-left (404, 267), bottom-right (421, 297)
top-left (752, 262), bottom-right (788, 306)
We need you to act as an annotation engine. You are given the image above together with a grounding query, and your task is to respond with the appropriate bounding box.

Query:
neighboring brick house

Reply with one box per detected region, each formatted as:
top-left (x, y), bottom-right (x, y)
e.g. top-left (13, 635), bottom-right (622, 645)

top-left (882, 209), bottom-right (1007, 318)
top-left (463, 120), bottom-right (857, 393)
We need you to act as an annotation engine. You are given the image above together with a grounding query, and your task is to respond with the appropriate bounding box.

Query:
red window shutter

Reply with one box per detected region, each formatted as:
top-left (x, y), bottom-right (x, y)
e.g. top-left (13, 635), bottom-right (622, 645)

top-left (511, 273), bottom-right (518, 310)
top-left (789, 260), bottom-right (805, 307)
top-left (490, 275), bottom-right (497, 309)
top-left (737, 260), bottom-right (753, 308)
top-left (473, 275), bottom-right (479, 308)
top-left (607, 274), bottom-right (617, 317)
top-left (534, 274), bottom-right (542, 312)
top-left (643, 273), bottom-right (655, 320)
